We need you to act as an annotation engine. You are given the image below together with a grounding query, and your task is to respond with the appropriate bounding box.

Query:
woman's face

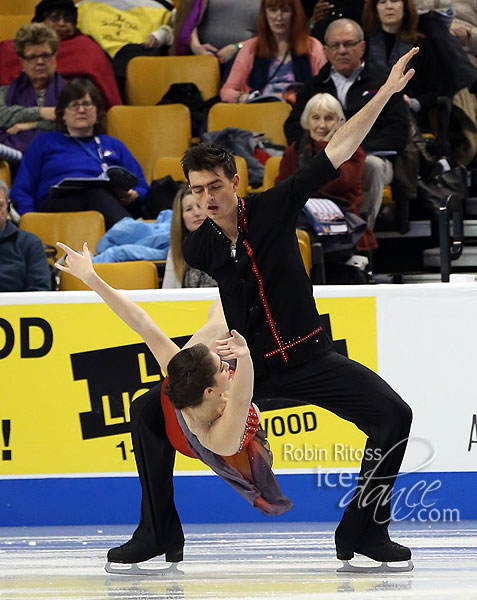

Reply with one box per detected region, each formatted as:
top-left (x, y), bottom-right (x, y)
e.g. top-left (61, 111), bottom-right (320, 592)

top-left (265, 3), bottom-right (293, 39)
top-left (19, 42), bottom-right (56, 88)
top-left (306, 106), bottom-right (340, 142)
top-left (181, 193), bottom-right (207, 232)
top-left (376, 0), bottom-right (404, 32)
top-left (62, 93), bottom-right (98, 136)
top-left (43, 9), bottom-right (76, 40)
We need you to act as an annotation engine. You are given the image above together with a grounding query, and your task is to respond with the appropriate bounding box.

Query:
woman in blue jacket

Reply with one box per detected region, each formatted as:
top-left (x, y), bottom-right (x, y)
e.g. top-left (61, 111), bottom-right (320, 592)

top-left (11, 78), bottom-right (149, 229)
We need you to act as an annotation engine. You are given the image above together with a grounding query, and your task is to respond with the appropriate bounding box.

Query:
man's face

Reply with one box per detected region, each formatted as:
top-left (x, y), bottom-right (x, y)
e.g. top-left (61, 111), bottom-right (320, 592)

top-left (324, 23), bottom-right (366, 78)
top-left (188, 167), bottom-right (239, 225)
top-left (0, 191), bottom-right (8, 230)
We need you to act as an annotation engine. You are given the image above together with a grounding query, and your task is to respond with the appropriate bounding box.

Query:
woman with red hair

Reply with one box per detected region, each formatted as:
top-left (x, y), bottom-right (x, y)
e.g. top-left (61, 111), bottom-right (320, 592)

top-left (220, 0), bottom-right (326, 103)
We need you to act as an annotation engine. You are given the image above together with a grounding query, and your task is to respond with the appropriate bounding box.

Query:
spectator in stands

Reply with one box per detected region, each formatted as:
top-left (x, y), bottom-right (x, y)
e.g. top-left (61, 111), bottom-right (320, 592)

top-left (414, 0), bottom-right (477, 96)
top-left (0, 0), bottom-right (122, 109)
top-left (451, 0), bottom-right (477, 67)
top-left (362, 0), bottom-right (439, 131)
top-left (307, 0), bottom-right (365, 43)
top-left (162, 184), bottom-right (217, 288)
top-left (277, 92), bottom-right (377, 252)
top-left (220, 0), bottom-right (327, 103)
top-left (284, 18), bottom-right (409, 229)
top-left (10, 79), bottom-right (149, 230)
top-left (75, 0), bottom-right (174, 96)
top-left (0, 24), bottom-right (64, 166)
top-left (0, 179), bottom-right (51, 292)
top-left (173, 0), bottom-right (260, 71)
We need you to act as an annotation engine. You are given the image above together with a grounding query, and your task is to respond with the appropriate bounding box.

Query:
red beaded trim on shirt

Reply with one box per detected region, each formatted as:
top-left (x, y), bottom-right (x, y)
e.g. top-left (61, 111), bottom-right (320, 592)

top-left (242, 239), bottom-right (290, 363)
top-left (239, 197), bottom-right (247, 232)
top-left (263, 326), bottom-right (323, 358)
top-left (238, 403), bottom-right (260, 452)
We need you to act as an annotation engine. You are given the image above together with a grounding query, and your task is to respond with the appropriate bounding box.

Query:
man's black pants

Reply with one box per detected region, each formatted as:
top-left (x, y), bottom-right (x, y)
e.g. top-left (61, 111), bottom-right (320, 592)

top-left (127, 350), bottom-right (412, 553)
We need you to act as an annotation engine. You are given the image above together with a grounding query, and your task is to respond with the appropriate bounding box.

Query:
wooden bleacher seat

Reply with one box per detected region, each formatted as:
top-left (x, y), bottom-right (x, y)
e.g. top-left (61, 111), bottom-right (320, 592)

top-left (125, 55), bottom-right (220, 105)
top-left (296, 228), bottom-right (312, 277)
top-left (19, 211), bottom-right (106, 263)
top-left (0, 0), bottom-right (37, 15)
top-left (207, 102), bottom-right (291, 147)
top-left (0, 161), bottom-right (11, 187)
top-left (0, 15), bottom-right (31, 41)
top-left (59, 260), bottom-right (159, 290)
top-left (106, 105), bottom-right (191, 184)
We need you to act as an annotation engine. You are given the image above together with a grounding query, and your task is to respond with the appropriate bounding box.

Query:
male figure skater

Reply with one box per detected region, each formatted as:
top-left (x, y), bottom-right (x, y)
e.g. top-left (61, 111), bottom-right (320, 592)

top-left (108, 48), bottom-right (418, 571)
top-left (180, 48), bottom-right (418, 570)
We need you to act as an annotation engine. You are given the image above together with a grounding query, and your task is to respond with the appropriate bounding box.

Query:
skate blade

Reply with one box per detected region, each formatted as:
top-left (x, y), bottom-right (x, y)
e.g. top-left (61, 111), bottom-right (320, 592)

top-left (337, 559), bottom-right (414, 574)
top-left (104, 561), bottom-right (184, 577)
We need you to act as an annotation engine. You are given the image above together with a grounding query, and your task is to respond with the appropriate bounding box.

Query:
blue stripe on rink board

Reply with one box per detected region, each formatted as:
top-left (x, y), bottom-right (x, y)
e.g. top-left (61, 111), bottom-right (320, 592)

top-left (0, 471), bottom-right (475, 527)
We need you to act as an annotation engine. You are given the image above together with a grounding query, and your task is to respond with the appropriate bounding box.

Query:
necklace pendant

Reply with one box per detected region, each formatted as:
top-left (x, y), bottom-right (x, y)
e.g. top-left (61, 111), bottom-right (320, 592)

top-left (230, 243), bottom-right (236, 258)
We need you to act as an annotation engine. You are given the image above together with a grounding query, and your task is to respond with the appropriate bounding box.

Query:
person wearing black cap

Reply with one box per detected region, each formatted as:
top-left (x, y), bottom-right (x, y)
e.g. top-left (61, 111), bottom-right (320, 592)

top-left (0, 0), bottom-right (122, 109)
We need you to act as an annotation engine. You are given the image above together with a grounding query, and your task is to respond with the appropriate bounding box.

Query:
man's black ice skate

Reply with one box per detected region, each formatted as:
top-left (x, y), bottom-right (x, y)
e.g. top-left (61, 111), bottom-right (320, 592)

top-left (105, 538), bottom-right (184, 576)
top-left (337, 540), bottom-right (413, 573)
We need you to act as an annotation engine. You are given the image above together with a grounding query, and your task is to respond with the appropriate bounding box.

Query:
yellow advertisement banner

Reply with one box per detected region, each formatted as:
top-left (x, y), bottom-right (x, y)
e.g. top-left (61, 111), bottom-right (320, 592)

top-left (0, 296), bottom-right (376, 475)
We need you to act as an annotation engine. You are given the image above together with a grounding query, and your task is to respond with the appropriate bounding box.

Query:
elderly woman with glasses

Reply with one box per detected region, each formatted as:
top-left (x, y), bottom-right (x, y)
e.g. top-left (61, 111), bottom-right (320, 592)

top-left (0, 23), bottom-right (65, 165)
top-left (10, 78), bottom-right (149, 229)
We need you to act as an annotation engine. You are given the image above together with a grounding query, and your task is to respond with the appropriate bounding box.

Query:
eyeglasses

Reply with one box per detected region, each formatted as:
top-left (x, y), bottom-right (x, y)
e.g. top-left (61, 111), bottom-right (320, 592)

top-left (21, 52), bottom-right (55, 63)
top-left (45, 11), bottom-right (76, 23)
top-left (65, 100), bottom-right (95, 111)
top-left (325, 40), bottom-right (362, 50)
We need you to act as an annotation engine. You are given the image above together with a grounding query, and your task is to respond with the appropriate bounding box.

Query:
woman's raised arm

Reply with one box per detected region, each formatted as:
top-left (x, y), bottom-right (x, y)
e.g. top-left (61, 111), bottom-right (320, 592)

top-left (202, 329), bottom-right (254, 456)
top-left (55, 241), bottom-right (180, 372)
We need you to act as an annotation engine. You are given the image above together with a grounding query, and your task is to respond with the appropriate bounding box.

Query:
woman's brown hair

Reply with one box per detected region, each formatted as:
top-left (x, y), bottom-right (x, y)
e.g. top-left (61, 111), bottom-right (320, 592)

top-left (256, 0), bottom-right (310, 58)
top-left (362, 0), bottom-right (419, 45)
top-left (55, 78), bottom-right (106, 134)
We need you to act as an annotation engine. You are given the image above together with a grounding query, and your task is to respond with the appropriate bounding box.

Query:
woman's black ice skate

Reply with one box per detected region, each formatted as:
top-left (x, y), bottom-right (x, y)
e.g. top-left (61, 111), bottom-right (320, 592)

top-left (105, 538), bottom-right (184, 576)
top-left (337, 540), bottom-right (413, 573)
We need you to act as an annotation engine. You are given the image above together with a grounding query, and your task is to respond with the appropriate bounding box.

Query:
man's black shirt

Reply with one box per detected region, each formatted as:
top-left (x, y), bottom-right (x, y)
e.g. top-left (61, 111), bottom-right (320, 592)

top-left (183, 151), bottom-right (340, 378)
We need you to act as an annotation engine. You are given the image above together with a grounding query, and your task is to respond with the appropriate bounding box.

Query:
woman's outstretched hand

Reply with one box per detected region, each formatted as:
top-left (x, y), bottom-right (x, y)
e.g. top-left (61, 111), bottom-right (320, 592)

top-left (383, 47), bottom-right (419, 96)
top-left (216, 329), bottom-right (249, 360)
top-left (55, 241), bottom-right (95, 284)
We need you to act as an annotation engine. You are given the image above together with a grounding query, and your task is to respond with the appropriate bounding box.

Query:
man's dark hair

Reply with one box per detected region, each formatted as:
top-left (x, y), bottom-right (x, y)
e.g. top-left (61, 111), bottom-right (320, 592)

top-left (181, 143), bottom-right (237, 182)
top-left (56, 78), bottom-right (105, 134)
top-left (165, 343), bottom-right (218, 410)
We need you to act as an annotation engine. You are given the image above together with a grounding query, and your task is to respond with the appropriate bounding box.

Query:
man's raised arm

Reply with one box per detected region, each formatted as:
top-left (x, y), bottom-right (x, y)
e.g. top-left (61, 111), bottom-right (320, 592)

top-left (325, 47), bottom-right (419, 169)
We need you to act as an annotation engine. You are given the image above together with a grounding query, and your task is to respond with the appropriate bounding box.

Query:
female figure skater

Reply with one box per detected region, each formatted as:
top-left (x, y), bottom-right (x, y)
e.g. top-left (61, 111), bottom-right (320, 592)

top-left (55, 241), bottom-right (292, 572)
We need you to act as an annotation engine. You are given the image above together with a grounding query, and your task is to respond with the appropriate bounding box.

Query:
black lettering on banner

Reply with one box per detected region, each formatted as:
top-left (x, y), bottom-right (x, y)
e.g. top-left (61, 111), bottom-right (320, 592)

top-left (2, 419), bottom-right (11, 461)
top-left (468, 414), bottom-right (477, 451)
top-left (303, 411), bottom-right (317, 431)
top-left (263, 411), bottom-right (319, 437)
top-left (71, 336), bottom-right (191, 441)
top-left (287, 413), bottom-right (301, 434)
top-left (20, 318), bottom-right (53, 358)
top-left (71, 342), bottom-right (163, 440)
top-left (0, 318), bottom-right (14, 359)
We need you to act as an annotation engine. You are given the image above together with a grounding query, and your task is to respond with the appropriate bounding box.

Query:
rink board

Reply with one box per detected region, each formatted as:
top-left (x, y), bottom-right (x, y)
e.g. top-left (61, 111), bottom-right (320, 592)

top-left (1, 285), bottom-right (476, 526)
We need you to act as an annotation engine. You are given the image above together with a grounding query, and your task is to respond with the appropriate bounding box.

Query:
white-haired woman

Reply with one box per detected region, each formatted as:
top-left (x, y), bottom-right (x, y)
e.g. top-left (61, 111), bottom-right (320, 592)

top-left (276, 92), bottom-right (377, 252)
